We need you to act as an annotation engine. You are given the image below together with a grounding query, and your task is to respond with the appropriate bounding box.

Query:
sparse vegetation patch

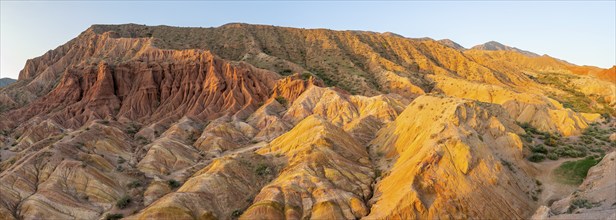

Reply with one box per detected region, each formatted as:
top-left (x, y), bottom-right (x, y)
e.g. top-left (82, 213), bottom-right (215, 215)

top-left (554, 156), bottom-right (601, 185)
top-left (116, 195), bottom-right (131, 209)
top-left (518, 122), bottom-right (613, 162)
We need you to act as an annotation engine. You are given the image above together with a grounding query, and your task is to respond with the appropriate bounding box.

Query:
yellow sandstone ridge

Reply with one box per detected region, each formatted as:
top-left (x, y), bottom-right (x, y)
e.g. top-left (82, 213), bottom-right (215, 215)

top-left (366, 95), bottom-right (538, 219)
top-left (131, 152), bottom-right (276, 220)
top-left (241, 116), bottom-right (374, 220)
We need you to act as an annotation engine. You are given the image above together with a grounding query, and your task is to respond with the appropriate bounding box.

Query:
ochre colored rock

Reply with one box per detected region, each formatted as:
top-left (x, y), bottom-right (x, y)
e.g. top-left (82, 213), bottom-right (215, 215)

top-left (2, 47), bottom-right (279, 131)
top-left (242, 116), bottom-right (374, 220)
top-left (366, 95), bottom-right (537, 219)
top-left (131, 152), bottom-right (276, 220)
top-left (431, 74), bottom-right (597, 136)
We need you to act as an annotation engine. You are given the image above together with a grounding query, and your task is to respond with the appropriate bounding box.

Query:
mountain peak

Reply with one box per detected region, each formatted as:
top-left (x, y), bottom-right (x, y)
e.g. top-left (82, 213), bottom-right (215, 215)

top-left (0, 77), bottom-right (16, 88)
top-left (438, 39), bottom-right (466, 50)
top-left (471, 41), bottom-right (539, 57)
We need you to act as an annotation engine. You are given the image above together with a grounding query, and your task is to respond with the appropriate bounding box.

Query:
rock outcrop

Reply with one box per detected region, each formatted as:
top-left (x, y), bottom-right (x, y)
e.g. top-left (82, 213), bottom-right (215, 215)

top-left (366, 95), bottom-right (538, 219)
top-left (241, 116), bottom-right (374, 220)
top-left (431, 75), bottom-right (596, 136)
top-left (2, 49), bottom-right (279, 130)
top-left (132, 152), bottom-right (276, 220)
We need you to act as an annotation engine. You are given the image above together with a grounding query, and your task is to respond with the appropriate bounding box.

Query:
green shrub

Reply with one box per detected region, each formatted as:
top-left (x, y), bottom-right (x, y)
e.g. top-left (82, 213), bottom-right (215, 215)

top-left (274, 96), bottom-right (288, 106)
top-left (570, 199), bottom-right (593, 209)
top-left (168, 179), bottom-right (181, 188)
top-left (518, 122), bottom-right (535, 133)
top-left (116, 195), bottom-right (131, 209)
top-left (554, 147), bottom-right (585, 158)
top-left (501, 159), bottom-right (515, 172)
top-left (301, 72), bottom-right (312, 80)
top-left (590, 148), bottom-right (605, 154)
top-left (544, 137), bottom-right (560, 147)
top-left (255, 164), bottom-right (271, 176)
top-left (126, 123), bottom-right (140, 135)
top-left (105, 213), bottom-right (124, 220)
top-left (280, 69), bottom-right (293, 75)
top-left (136, 136), bottom-right (150, 145)
top-left (232, 210), bottom-right (243, 217)
top-left (580, 136), bottom-right (595, 144)
top-left (600, 113), bottom-right (611, 121)
top-left (127, 180), bottom-right (142, 188)
top-left (547, 153), bottom-right (559, 160)
top-left (528, 153), bottom-right (546, 162)
top-left (374, 168), bottom-right (382, 178)
top-left (531, 144), bottom-right (548, 154)
top-left (520, 134), bottom-right (533, 143)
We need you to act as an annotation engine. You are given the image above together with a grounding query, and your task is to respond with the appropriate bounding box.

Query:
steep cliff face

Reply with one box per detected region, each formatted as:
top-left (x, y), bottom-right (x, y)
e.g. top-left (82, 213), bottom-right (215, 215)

top-left (3, 30), bottom-right (150, 111)
top-left (2, 48), bottom-right (279, 130)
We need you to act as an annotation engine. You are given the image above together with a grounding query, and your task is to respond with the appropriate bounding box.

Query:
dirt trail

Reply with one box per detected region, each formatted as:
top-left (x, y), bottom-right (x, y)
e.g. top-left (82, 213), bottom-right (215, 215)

top-left (535, 158), bottom-right (578, 206)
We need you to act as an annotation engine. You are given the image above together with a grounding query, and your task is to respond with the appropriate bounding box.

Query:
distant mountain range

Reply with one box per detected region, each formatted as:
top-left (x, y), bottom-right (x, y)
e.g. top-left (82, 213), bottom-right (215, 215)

top-left (0, 78), bottom-right (16, 88)
top-left (471, 40), bottom-right (540, 57)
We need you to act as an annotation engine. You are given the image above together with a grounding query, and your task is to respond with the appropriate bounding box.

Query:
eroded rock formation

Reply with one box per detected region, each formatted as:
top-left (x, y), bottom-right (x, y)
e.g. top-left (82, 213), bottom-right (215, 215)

top-left (0, 23), bottom-right (613, 220)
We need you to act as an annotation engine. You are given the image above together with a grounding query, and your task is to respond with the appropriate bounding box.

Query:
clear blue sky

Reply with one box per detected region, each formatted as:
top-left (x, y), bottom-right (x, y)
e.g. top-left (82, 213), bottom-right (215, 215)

top-left (1, 1), bottom-right (615, 79)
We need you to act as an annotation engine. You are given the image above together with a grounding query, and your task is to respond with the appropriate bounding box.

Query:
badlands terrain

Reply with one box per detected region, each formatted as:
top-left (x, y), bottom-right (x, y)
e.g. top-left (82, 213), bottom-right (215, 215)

top-left (0, 23), bottom-right (615, 220)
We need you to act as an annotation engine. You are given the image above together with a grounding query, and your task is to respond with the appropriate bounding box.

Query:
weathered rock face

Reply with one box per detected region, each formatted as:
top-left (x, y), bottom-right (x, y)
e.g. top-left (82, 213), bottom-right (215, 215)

top-left (0, 122), bottom-right (140, 220)
top-left (2, 49), bottom-right (278, 131)
top-left (2, 30), bottom-right (150, 111)
top-left (242, 116), bottom-right (374, 220)
top-left (132, 152), bottom-right (277, 220)
top-left (366, 95), bottom-right (538, 219)
top-left (0, 23), bottom-right (614, 220)
top-left (594, 66), bottom-right (616, 83)
top-left (431, 74), bottom-right (597, 136)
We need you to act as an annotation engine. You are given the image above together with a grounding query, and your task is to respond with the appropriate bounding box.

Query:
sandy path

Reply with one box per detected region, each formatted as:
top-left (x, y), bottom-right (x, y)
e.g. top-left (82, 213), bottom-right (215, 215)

top-left (535, 158), bottom-right (578, 206)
